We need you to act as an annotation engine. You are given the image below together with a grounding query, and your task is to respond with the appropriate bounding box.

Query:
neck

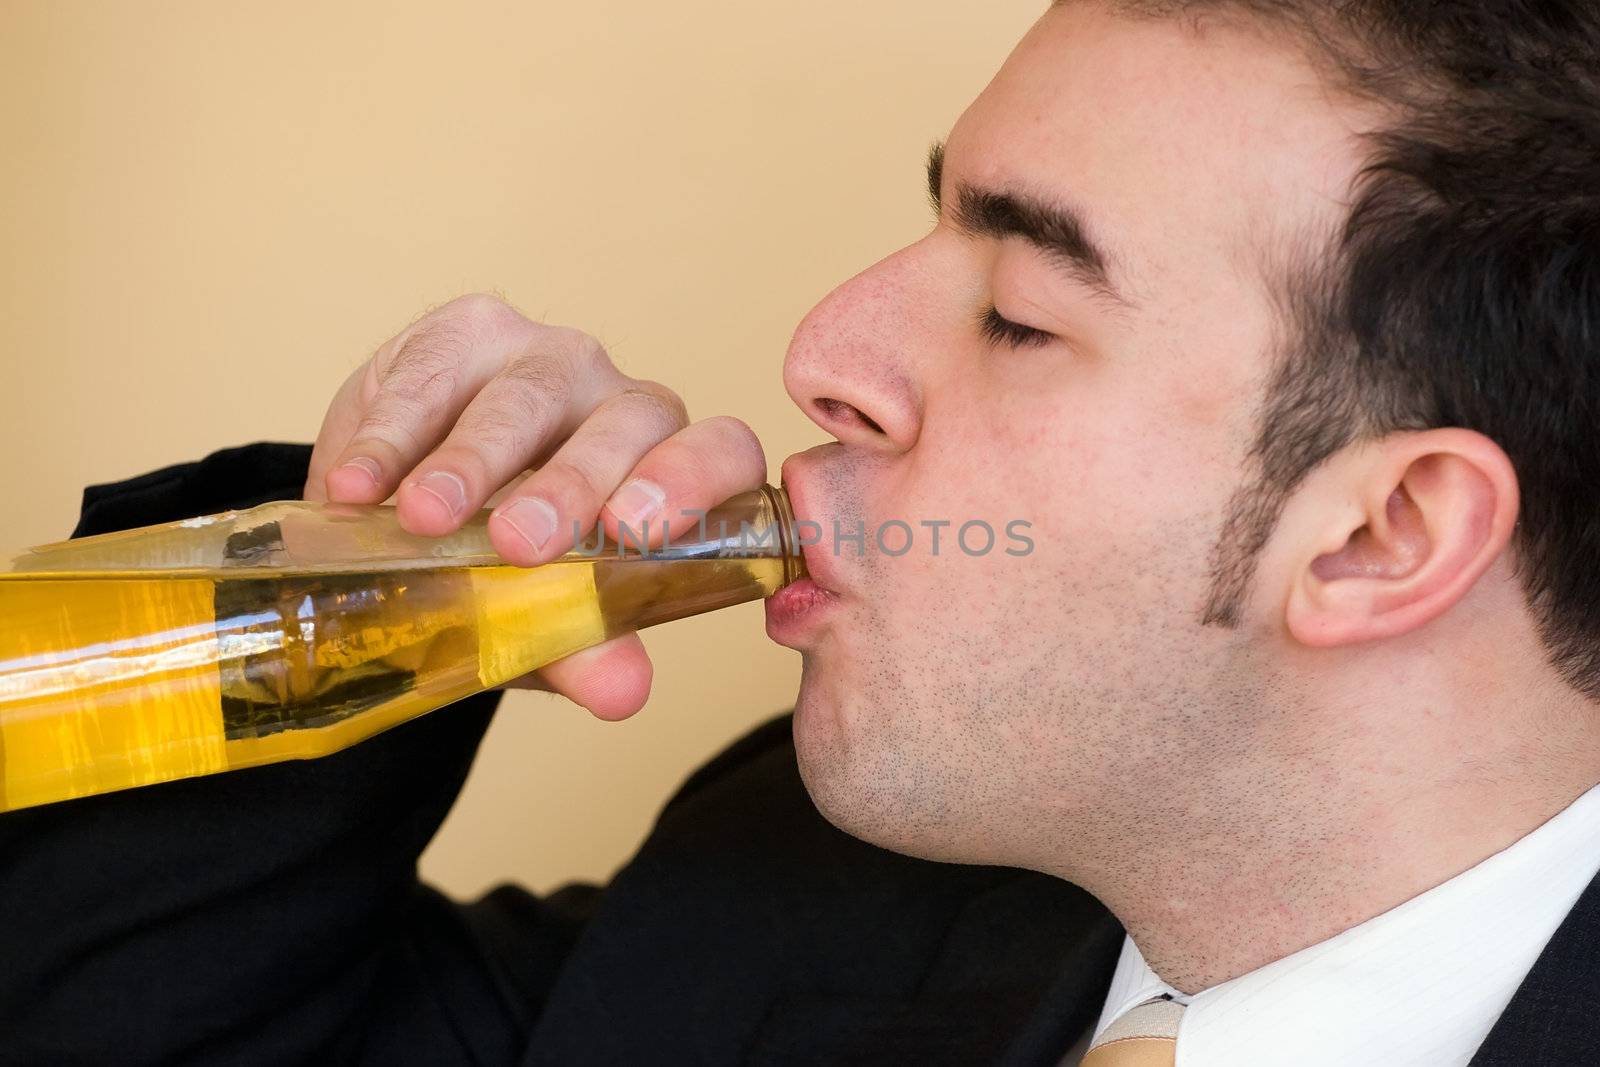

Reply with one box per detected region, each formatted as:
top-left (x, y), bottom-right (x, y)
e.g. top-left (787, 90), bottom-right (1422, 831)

top-left (1053, 640), bottom-right (1600, 994)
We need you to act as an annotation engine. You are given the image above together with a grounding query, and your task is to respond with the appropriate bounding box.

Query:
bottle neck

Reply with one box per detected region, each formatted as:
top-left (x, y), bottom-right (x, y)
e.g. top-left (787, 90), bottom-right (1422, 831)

top-left (763, 483), bottom-right (808, 589)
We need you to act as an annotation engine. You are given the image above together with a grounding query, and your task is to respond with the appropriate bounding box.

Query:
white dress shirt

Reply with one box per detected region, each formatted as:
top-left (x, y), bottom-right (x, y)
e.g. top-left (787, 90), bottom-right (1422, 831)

top-left (1084, 779), bottom-right (1600, 1067)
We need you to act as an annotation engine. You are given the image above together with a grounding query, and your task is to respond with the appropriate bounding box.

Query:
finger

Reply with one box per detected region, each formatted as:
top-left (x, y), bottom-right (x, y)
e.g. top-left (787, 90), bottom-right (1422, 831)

top-left (303, 364), bottom-right (366, 502)
top-left (322, 295), bottom-right (534, 505)
top-left (596, 416), bottom-right (768, 547)
top-left (497, 631), bottom-right (644, 693)
top-left (485, 382), bottom-right (690, 565)
top-left (394, 328), bottom-right (627, 536)
top-left (519, 633), bottom-right (654, 721)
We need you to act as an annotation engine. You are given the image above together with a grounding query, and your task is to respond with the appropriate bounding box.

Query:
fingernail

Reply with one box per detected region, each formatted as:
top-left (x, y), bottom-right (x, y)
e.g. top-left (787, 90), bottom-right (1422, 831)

top-left (337, 456), bottom-right (382, 488)
top-left (414, 470), bottom-right (468, 518)
top-left (605, 478), bottom-right (666, 529)
top-left (497, 497), bottom-right (559, 554)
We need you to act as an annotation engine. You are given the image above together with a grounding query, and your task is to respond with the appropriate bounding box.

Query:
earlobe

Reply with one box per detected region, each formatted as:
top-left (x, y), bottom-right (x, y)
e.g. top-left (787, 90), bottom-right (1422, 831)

top-left (1286, 431), bottom-right (1519, 649)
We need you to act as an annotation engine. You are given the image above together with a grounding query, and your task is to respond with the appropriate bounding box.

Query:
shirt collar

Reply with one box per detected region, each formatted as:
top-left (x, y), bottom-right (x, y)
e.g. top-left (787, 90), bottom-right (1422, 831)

top-left (1093, 779), bottom-right (1600, 1067)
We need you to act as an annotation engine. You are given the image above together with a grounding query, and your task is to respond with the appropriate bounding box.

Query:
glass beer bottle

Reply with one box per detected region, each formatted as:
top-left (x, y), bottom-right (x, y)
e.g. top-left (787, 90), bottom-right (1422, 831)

top-left (0, 486), bottom-right (804, 813)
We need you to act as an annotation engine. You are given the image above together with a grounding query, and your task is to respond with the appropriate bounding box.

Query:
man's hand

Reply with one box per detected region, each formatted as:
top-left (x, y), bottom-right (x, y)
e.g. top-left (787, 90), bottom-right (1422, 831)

top-left (303, 293), bottom-right (765, 720)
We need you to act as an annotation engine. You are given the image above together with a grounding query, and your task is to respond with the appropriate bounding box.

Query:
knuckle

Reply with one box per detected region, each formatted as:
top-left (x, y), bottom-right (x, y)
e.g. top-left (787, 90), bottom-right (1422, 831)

top-left (355, 352), bottom-right (386, 409)
top-left (700, 414), bottom-right (760, 452)
top-left (544, 324), bottom-right (615, 374)
top-left (611, 385), bottom-right (688, 436)
top-left (385, 317), bottom-right (472, 395)
top-left (447, 292), bottom-right (521, 333)
top-left (630, 380), bottom-right (690, 426)
top-left (353, 407), bottom-right (421, 454)
top-left (456, 372), bottom-right (567, 460)
top-left (667, 417), bottom-right (762, 484)
top-left (439, 292), bottom-right (537, 358)
top-left (648, 430), bottom-right (717, 482)
top-left (499, 353), bottom-right (574, 407)
top-left (539, 456), bottom-right (608, 505)
top-left (573, 422), bottom-right (642, 470)
top-left (690, 417), bottom-right (763, 476)
top-left (462, 398), bottom-right (549, 464)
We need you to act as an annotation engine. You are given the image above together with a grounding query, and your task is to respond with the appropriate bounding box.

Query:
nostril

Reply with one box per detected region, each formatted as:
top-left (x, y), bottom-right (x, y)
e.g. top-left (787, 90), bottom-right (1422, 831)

top-left (815, 397), bottom-right (886, 436)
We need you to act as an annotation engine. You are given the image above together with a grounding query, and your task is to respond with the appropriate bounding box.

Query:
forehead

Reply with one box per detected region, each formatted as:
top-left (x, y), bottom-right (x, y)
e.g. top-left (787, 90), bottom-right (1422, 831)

top-left (948, 3), bottom-right (1373, 307)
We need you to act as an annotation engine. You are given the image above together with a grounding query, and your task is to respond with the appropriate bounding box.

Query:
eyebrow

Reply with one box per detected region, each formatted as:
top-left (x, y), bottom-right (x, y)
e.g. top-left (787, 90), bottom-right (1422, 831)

top-left (926, 140), bottom-right (1131, 307)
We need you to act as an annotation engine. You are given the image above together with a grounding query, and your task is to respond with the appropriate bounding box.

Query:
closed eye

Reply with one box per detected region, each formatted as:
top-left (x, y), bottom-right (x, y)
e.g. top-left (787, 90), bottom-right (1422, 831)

top-left (977, 305), bottom-right (1054, 349)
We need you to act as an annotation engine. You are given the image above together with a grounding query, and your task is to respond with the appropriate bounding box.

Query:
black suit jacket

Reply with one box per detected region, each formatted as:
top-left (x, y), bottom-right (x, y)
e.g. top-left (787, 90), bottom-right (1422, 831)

top-left (0, 442), bottom-right (1595, 1066)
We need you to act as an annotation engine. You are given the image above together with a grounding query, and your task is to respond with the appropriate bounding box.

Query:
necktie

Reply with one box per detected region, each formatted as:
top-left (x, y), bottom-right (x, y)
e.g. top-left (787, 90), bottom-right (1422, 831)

top-left (1080, 996), bottom-right (1185, 1067)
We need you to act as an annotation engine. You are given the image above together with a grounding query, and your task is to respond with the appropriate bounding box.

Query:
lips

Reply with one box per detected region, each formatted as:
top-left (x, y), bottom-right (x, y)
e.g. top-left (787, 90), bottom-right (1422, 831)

top-left (767, 453), bottom-right (845, 647)
top-left (764, 576), bottom-right (838, 640)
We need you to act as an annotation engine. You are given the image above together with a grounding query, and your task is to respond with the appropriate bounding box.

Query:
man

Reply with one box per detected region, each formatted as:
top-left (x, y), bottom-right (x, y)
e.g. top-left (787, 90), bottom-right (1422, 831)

top-left (5, 1), bottom-right (1600, 1063)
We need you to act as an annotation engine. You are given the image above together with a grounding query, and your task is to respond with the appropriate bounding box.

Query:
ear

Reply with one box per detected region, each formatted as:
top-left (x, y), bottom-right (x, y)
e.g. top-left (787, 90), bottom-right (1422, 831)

top-left (1285, 429), bottom-right (1520, 648)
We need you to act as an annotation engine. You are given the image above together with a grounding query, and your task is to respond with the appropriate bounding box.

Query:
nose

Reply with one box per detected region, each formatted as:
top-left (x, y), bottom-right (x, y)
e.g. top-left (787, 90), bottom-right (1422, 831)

top-left (783, 245), bottom-right (926, 454)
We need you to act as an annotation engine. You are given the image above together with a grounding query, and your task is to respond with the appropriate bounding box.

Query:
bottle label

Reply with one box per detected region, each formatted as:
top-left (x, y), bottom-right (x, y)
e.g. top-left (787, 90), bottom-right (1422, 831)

top-left (470, 563), bottom-right (607, 689)
top-left (0, 577), bottom-right (227, 810)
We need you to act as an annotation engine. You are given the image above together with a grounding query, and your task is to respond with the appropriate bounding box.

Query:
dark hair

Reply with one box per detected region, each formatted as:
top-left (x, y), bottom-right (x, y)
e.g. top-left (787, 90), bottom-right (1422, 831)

top-left (1109, 1), bottom-right (1600, 698)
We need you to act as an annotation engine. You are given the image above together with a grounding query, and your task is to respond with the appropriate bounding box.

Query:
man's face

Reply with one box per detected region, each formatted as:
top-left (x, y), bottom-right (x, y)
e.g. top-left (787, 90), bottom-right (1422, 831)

top-left (773, 3), bottom-right (1376, 873)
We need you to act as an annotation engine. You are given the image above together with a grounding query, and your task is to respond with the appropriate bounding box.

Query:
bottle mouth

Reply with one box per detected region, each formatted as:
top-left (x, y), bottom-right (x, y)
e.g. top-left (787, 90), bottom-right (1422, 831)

top-left (766, 482), bottom-right (809, 588)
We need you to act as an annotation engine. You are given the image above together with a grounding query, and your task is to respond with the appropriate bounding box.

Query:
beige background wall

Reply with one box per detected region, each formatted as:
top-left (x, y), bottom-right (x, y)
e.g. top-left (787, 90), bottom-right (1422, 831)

top-left (0, 0), bottom-right (1041, 897)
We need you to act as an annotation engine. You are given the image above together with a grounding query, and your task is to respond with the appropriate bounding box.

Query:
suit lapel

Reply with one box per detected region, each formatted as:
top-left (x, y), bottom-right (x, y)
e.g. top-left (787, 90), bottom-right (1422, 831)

top-left (741, 905), bottom-right (1124, 1066)
top-left (1470, 865), bottom-right (1600, 1065)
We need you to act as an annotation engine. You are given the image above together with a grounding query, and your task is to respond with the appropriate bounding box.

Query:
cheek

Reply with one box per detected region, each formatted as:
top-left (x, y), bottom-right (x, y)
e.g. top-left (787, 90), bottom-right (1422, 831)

top-left (889, 392), bottom-right (1136, 566)
top-left (859, 388), bottom-right (1229, 654)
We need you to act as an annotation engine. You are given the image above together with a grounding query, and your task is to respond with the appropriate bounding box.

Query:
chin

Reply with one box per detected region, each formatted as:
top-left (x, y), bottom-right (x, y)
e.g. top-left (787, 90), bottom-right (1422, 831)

top-left (794, 742), bottom-right (895, 854)
top-left (790, 666), bottom-right (844, 798)
top-left (789, 669), bottom-right (963, 863)
top-left (790, 669), bottom-right (879, 840)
